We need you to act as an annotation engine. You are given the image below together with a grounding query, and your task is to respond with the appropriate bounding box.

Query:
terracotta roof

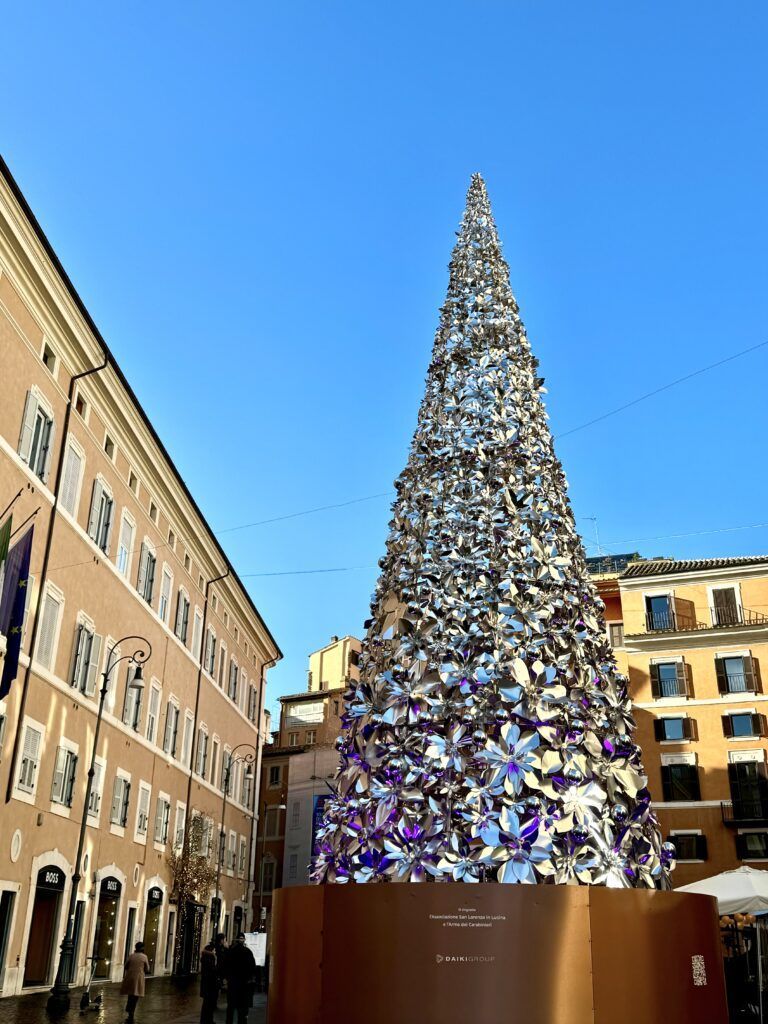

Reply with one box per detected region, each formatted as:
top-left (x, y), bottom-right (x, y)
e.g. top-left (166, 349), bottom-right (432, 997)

top-left (622, 556), bottom-right (768, 579)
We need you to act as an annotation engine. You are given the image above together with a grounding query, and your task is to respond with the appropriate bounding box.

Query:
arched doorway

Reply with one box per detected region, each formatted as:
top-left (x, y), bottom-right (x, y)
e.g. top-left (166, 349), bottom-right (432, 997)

top-left (92, 876), bottom-right (122, 979)
top-left (143, 886), bottom-right (163, 974)
top-left (23, 866), bottom-right (65, 987)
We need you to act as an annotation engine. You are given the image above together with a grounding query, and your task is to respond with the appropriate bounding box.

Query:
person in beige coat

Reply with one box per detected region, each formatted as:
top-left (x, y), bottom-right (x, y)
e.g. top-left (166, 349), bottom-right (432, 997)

top-left (121, 941), bottom-right (150, 1022)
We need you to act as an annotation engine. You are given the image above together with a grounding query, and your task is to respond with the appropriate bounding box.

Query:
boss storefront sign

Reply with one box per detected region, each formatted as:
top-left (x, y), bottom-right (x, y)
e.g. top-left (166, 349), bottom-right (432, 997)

top-left (100, 876), bottom-right (122, 897)
top-left (36, 866), bottom-right (65, 891)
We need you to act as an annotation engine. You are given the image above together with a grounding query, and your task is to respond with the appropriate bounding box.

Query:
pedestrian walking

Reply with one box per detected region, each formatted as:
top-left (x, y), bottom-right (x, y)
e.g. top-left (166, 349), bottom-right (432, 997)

top-left (224, 932), bottom-right (257, 1024)
top-left (214, 931), bottom-right (229, 991)
top-left (199, 942), bottom-right (219, 1024)
top-left (121, 941), bottom-right (150, 1022)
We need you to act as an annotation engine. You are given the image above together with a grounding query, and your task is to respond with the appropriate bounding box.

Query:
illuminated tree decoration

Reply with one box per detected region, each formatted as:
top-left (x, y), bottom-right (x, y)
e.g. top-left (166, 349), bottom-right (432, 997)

top-left (313, 175), bottom-right (673, 887)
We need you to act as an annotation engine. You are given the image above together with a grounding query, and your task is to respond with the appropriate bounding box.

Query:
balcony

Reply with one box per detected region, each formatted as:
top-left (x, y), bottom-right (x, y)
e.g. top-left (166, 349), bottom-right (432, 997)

top-left (633, 605), bottom-right (768, 638)
top-left (722, 800), bottom-right (768, 828)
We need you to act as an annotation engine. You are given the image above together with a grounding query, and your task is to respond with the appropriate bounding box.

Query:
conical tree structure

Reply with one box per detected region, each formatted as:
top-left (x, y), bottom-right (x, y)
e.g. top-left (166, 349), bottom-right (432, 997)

top-left (313, 175), bottom-right (674, 887)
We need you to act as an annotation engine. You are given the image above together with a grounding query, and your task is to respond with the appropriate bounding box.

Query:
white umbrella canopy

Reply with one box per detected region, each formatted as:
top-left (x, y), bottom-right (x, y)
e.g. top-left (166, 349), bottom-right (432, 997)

top-left (678, 865), bottom-right (768, 915)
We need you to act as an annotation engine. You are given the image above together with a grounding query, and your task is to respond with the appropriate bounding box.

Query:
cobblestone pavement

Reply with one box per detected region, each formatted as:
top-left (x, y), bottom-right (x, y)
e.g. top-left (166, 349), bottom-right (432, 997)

top-left (0, 977), bottom-right (267, 1024)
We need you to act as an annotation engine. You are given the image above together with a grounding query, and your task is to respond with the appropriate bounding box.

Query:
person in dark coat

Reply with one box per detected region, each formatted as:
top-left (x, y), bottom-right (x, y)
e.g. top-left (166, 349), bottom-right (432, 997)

top-left (199, 943), bottom-right (219, 1024)
top-left (214, 932), bottom-right (228, 991)
top-left (224, 932), bottom-right (257, 1024)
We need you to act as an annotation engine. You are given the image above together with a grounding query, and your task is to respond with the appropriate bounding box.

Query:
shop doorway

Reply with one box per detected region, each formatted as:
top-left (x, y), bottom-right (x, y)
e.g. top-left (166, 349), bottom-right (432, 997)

top-left (143, 887), bottom-right (163, 973)
top-left (0, 890), bottom-right (16, 981)
top-left (92, 877), bottom-right (122, 979)
top-left (178, 902), bottom-right (205, 975)
top-left (23, 865), bottom-right (65, 987)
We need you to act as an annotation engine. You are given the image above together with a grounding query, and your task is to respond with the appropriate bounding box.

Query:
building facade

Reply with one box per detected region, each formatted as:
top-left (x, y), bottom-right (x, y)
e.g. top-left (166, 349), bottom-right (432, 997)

top-left (0, 159), bottom-right (281, 997)
top-left (593, 555), bottom-right (768, 887)
top-left (254, 636), bottom-right (359, 931)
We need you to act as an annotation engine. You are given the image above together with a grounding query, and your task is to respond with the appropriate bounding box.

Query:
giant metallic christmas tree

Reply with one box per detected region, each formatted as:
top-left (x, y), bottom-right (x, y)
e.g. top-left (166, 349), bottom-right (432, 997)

top-left (313, 175), bottom-right (674, 888)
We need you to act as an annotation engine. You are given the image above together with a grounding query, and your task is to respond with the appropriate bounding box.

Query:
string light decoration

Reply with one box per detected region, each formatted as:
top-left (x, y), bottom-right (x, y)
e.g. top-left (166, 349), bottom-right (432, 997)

top-left (312, 174), bottom-right (674, 888)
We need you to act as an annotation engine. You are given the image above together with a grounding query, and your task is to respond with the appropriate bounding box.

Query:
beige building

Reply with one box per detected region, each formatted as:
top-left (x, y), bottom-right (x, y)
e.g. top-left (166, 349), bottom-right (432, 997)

top-left (254, 636), bottom-right (359, 931)
top-left (0, 157), bottom-right (281, 997)
top-left (592, 555), bottom-right (768, 887)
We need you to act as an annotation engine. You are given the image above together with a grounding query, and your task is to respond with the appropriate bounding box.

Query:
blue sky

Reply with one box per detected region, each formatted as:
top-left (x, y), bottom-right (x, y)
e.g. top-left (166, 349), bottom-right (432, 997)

top-left (2, 2), bottom-right (767, 717)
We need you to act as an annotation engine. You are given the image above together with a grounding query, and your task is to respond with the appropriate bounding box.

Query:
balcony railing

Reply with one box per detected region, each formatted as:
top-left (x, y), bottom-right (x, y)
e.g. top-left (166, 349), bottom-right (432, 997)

top-left (721, 800), bottom-right (768, 827)
top-left (642, 607), bottom-right (768, 635)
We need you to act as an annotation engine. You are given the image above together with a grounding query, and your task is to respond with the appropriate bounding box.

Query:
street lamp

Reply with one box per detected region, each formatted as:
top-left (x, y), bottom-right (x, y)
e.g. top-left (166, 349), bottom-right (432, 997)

top-left (212, 743), bottom-right (256, 939)
top-left (258, 796), bottom-right (286, 930)
top-left (47, 636), bottom-right (151, 1017)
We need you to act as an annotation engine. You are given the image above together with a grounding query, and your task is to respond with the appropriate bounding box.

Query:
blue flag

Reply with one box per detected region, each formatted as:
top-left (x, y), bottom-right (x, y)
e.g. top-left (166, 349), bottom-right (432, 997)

top-left (0, 527), bottom-right (33, 699)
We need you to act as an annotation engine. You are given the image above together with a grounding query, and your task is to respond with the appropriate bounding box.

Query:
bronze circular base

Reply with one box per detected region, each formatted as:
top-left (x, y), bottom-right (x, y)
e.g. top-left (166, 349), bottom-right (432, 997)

top-left (269, 884), bottom-right (727, 1024)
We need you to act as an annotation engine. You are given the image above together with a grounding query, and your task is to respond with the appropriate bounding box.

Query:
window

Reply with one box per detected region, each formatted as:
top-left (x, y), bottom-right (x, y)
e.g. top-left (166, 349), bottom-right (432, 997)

top-left (135, 784), bottom-right (151, 839)
top-left (116, 514), bottom-right (135, 577)
top-left (288, 853), bottom-right (298, 881)
top-left (239, 837), bottom-right (247, 874)
top-left (218, 645), bottom-right (228, 688)
top-left (128, 470), bottom-right (138, 494)
top-left (650, 661), bottom-right (690, 699)
top-left (288, 732), bottom-right (299, 747)
top-left (291, 801), bottom-right (300, 828)
top-left (228, 660), bottom-right (238, 702)
top-left (181, 711), bottom-right (194, 768)
top-left (60, 443), bottom-right (84, 516)
top-left (653, 718), bottom-right (694, 742)
top-left (717, 655), bottom-right (759, 694)
top-left (158, 566), bottom-right (173, 624)
top-left (268, 765), bottom-right (282, 788)
top-left (51, 746), bottom-right (78, 806)
top-left (42, 343), bottom-right (57, 373)
top-left (174, 590), bottom-right (190, 644)
top-left (184, 553), bottom-right (191, 573)
top-left (75, 392), bottom-right (87, 419)
top-left (200, 817), bottom-right (213, 858)
top-left (167, 528), bottom-right (176, 550)
top-left (712, 587), bottom-right (741, 627)
top-left (248, 685), bottom-right (258, 722)
top-left (174, 806), bottom-right (186, 850)
top-left (149, 501), bottom-right (159, 524)
top-left (87, 761), bottom-right (104, 817)
top-left (110, 776), bottom-right (131, 827)
top-left (18, 390), bottom-right (54, 482)
top-left (724, 713), bottom-right (765, 739)
top-left (87, 479), bottom-right (114, 553)
top-left (17, 724), bottom-right (42, 794)
top-left (196, 728), bottom-right (208, 779)
top-left (210, 740), bottom-right (219, 788)
top-left (265, 806), bottom-right (282, 837)
top-left (241, 768), bottom-right (253, 807)
top-left (146, 683), bottom-right (161, 744)
top-left (608, 622), bottom-right (624, 648)
top-left (192, 608), bottom-right (204, 660)
top-left (163, 702), bottom-right (179, 757)
top-left (729, 760), bottom-right (768, 819)
top-left (660, 763), bottom-right (701, 801)
top-left (122, 665), bottom-right (143, 731)
top-left (154, 796), bottom-right (170, 844)
top-left (669, 833), bottom-right (707, 862)
top-left (306, 730), bottom-right (317, 745)
top-left (70, 624), bottom-right (102, 697)
top-left (211, 595), bottom-right (218, 613)
top-left (204, 628), bottom-right (216, 675)
top-left (227, 832), bottom-right (237, 871)
top-left (136, 542), bottom-right (157, 604)
top-left (261, 859), bottom-right (275, 893)
top-left (221, 750), bottom-right (232, 794)
top-left (737, 833), bottom-right (768, 860)
top-left (104, 434), bottom-right (115, 460)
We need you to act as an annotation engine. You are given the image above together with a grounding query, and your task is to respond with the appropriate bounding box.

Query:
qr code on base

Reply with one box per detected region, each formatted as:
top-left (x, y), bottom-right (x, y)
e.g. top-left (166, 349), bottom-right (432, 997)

top-left (691, 955), bottom-right (707, 987)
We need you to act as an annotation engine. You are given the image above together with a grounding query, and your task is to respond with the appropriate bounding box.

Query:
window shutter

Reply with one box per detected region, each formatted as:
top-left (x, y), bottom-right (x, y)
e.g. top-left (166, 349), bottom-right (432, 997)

top-left (174, 593), bottom-right (183, 636)
top-left (60, 446), bottom-right (83, 516)
top-left (181, 598), bottom-right (189, 642)
top-left (70, 625), bottom-right (86, 687)
top-left (722, 715), bottom-right (734, 738)
top-left (22, 727), bottom-right (41, 788)
top-left (192, 611), bottom-right (203, 660)
top-left (660, 765), bottom-right (672, 801)
top-left (171, 708), bottom-right (179, 757)
top-left (36, 591), bottom-right (61, 670)
top-left (17, 391), bottom-right (39, 464)
top-left (146, 555), bottom-right (156, 603)
top-left (753, 714), bottom-right (766, 737)
top-left (683, 718), bottom-right (695, 740)
top-left (675, 661), bottom-right (688, 696)
top-left (687, 765), bottom-right (701, 801)
top-left (136, 543), bottom-right (149, 596)
top-left (744, 657), bottom-right (761, 693)
top-left (102, 498), bottom-right (114, 554)
top-left (715, 658), bottom-right (728, 694)
top-left (111, 780), bottom-right (122, 823)
top-left (51, 748), bottom-right (66, 802)
top-left (650, 664), bottom-right (661, 698)
top-left (163, 706), bottom-right (172, 752)
top-left (84, 634), bottom-right (102, 697)
top-left (87, 480), bottom-right (104, 541)
top-left (121, 781), bottom-right (131, 826)
top-left (653, 719), bottom-right (665, 741)
top-left (65, 753), bottom-right (78, 806)
top-left (41, 419), bottom-right (55, 483)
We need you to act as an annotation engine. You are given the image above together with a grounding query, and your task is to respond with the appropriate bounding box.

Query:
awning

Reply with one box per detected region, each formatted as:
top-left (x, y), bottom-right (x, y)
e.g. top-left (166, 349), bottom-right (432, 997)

top-left (678, 866), bottom-right (768, 915)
